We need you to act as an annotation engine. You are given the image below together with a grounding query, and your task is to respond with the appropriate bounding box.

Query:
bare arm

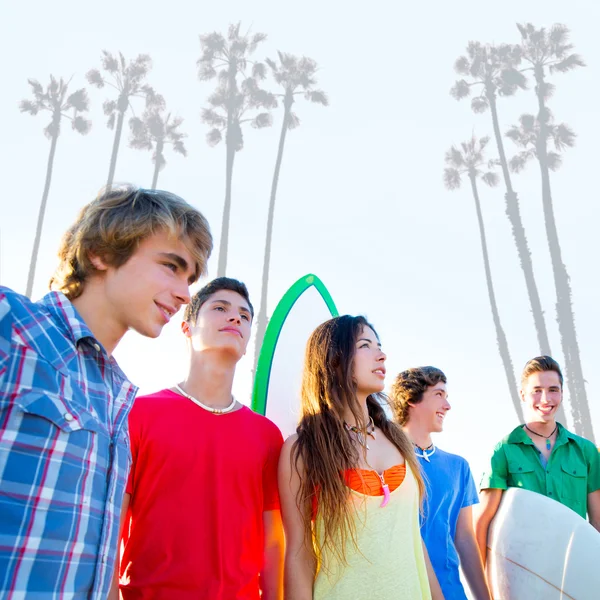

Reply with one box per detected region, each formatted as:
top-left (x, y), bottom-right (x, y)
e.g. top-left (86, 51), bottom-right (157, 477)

top-left (278, 436), bottom-right (315, 600)
top-left (108, 492), bottom-right (130, 600)
top-left (422, 540), bottom-right (444, 600)
top-left (474, 489), bottom-right (503, 566)
top-left (455, 506), bottom-right (491, 600)
top-left (588, 489), bottom-right (600, 532)
top-left (261, 509), bottom-right (285, 600)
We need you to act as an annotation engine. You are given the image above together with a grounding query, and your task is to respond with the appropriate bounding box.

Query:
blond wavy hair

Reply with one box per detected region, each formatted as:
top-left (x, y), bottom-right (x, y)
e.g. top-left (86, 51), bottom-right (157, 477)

top-left (50, 184), bottom-right (213, 299)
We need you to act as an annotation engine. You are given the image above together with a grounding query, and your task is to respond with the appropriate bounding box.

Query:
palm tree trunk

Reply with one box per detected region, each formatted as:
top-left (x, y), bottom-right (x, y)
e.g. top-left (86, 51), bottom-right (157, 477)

top-left (488, 91), bottom-right (552, 357)
top-left (151, 141), bottom-right (163, 190)
top-left (217, 133), bottom-right (235, 277)
top-left (253, 106), bottom-right (291, 376)
top-left (106, 110), bottom-right (125, 190)
top-left (469, 174), bottom-right (522, 421)
top-left (26, 131), bottom-right (59, 298)
top-left (534, 83), bottom-right (593, 440)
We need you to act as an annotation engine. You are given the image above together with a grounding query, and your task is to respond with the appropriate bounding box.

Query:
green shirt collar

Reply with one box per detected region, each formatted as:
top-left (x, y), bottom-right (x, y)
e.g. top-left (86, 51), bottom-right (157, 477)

top-left (506, 422), bottom-right (573, 446)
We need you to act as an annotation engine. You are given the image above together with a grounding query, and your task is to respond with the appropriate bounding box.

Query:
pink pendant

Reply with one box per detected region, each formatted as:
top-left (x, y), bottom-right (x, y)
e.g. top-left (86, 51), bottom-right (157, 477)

top-left (380, 483), bottom-right (390, 508)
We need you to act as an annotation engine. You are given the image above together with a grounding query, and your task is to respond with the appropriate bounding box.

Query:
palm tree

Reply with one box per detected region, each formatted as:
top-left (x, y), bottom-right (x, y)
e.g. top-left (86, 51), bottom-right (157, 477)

top-left (197, 22), bottom-right (276, 276)
top-left (129, 100), bottom-right (187, 190)
top-left (252, 52), bottom-right (329, 375)
top-left (86, 51), bottom-right (158, 189)
top-left (506, 111), bottom-right (592, 438)
top-left (444, 134), bottom-right (522, 421)
top-left (19, 76), bottom-right (91, 298)
top-left (451, 42), bottom-right (552, 357)
top-left (515, 22), bottom-right (591, 440)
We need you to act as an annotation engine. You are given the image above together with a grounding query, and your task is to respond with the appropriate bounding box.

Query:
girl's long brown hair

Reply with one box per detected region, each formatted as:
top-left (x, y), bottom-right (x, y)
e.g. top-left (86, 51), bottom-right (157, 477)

top-left (290, 315), bottom-right (425, 566)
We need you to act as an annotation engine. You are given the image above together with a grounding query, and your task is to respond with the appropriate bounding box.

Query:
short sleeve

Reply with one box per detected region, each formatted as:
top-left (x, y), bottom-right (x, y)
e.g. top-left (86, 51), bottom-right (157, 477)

top-left (262, 422), bottom-right (284, 511)
top-left (461, 460), bottom-right (479, 507)
top-left (125, 402), bottom-right (141, 496)
top-left (479, 443), bottom-right (509, 491)
top-left (586, 442), bottom-right (600, 494)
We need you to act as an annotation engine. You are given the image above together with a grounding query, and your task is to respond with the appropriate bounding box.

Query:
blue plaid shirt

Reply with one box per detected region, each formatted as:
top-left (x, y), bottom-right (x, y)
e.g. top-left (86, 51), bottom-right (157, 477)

top-left (0, 287), bottom-right (137, 598)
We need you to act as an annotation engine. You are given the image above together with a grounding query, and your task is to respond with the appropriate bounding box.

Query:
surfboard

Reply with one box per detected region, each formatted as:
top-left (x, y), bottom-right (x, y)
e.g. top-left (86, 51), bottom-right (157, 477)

top-left (486, 487), bottom-right (600, 599)
top-left (251, 274), bottom-right (338, 438)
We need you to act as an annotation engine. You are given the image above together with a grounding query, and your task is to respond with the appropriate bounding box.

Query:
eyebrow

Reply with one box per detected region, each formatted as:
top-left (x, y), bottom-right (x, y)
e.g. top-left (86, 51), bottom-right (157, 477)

top-left (158, 252), bottom-right (197, 284)
top-left (210, 299), bottom-right (252, 315)
top-left (357, 337), bottom-right (382, 348)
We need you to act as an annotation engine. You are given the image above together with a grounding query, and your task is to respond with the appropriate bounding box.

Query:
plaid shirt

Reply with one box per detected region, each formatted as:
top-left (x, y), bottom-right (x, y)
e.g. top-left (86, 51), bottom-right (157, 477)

top-left (0, 287), bottom-right (137, 599)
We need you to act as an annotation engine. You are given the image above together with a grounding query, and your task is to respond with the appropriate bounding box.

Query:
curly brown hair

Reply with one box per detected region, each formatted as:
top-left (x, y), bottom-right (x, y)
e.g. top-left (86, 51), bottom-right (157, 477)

top-left (290, 315), bottom-right (425, 567)
top-left (50, 184), bottom-right (213, 299)
top-left (389, 366), bottom-right (447, 426)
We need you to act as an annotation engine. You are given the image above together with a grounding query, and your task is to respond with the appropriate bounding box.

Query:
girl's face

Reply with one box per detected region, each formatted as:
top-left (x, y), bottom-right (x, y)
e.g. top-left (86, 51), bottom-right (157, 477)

top-left (353, 326), bottom-right (387, 397)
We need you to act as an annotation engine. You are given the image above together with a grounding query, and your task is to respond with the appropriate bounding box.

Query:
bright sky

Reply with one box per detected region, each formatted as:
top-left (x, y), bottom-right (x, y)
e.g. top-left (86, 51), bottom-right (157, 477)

top-left (2, 0), bottom-right (599, 482)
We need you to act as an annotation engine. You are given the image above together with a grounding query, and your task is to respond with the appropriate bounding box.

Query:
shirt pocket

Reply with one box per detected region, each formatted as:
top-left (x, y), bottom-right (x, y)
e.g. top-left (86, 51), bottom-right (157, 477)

top-left (15, 389), bottom-right (101, 433)
top-left (507, 460), bottom-right (536, 489)
top-left (561, 462), bottom-right (587, 511)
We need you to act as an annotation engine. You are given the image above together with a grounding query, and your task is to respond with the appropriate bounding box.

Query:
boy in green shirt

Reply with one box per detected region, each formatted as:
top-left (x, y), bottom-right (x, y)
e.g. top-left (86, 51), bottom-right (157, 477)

top-left (475, 355), bottom-right (600, 564)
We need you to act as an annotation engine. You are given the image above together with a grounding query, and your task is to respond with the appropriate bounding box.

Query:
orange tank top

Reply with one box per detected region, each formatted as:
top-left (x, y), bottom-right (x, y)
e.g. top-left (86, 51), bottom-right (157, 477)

top-left (345, 464), bottom-right (406, 495)
top-left (312, 464), bottom-right (406, 519)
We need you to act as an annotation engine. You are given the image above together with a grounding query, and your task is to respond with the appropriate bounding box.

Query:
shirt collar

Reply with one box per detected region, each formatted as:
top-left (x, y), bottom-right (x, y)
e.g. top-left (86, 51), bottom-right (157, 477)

top-left (507, 422), bottom-right (572, 446)
top-left (39, 291), bottom-right (99, 347)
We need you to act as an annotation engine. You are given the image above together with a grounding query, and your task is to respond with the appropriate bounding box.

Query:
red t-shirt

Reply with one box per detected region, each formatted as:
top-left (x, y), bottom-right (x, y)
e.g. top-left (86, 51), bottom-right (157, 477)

top-left (119, 389), bottom-right (284, 600)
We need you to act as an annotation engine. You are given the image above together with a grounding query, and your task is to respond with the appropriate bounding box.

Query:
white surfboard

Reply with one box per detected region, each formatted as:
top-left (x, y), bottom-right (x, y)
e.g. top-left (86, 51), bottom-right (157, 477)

top-left (252, 274), bottom-right (338, 439)
top-left (487, 487), bottom-right (600, 599)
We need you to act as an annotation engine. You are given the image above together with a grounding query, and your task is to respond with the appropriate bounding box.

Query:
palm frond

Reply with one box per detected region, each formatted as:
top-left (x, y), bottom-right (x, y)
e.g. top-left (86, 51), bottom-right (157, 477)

top-left (107, 112), bottom-right (116, 130)
top-left (27, 78), bottom-right (44, 97)
top-left (66, 88), bottom-right (90, 112)
top-left (482, 171), bottom-right (499, 187)
top-left (103, 99), bottom-right (117, 116)
top-left (252, 62), bottom-right (267, 80)
top-left (454, 55), bottom-right (470, 75)
top-left (206, 127), bottom-right (222, 146)
top-left (287, 111), bottom-right (300, 129)
top-left (197, 63), bottom-right (217, 81)
top-left (550, 53), bottom-right (585, 73)
top-left (19, 99), bottom-right (40, 115)
top-left (72, 115), bottom-right (91, 134)
top-left (552, 122), bottom-right (576, 150)
top-left (445, 146), bottom-right (465, 168)
top-left (101, 51), bottom-right (119, 73)
top-left (443, 167), bottom-right (462, 190)
top-left (546, 151), bottom-right (563, 171)
top-left (509, 151), bottom-right (534, 173)
top-left (307, 90), bottom-right (329, 105)
top-left (201, 107), bottom-right (226, 127)
top-left (86, 69), bottom-right (104, 88)
top-left (172, 140), bottom-right (187, 156)
top-left (251, 112), bottom-right (272, 128)
top-left (471, 95), bottom-right (489, 113)
top-left (450, 79), bottom-right (470, 100)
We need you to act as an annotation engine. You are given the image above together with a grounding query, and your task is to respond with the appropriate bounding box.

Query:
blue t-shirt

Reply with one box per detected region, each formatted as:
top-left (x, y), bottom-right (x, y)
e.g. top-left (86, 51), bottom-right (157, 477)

top-left (418, 447), bottom-right (479, 600)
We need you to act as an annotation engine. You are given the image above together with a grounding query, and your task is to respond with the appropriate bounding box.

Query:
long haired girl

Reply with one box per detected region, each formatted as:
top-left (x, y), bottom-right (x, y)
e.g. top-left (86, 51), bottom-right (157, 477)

top-left (278, 315), bottom-right (443, 599)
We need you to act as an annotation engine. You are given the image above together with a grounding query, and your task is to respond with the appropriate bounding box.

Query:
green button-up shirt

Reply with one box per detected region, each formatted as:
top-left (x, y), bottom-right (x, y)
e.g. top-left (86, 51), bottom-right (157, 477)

top-left (480, 423), bottom-right (600, 519)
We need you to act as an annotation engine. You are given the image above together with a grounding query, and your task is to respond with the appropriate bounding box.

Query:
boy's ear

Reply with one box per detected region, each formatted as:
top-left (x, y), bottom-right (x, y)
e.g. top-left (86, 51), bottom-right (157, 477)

top-left (89, 253), bottom-right (109, 271)
top-left (181, 321), bottom-right (192, 337)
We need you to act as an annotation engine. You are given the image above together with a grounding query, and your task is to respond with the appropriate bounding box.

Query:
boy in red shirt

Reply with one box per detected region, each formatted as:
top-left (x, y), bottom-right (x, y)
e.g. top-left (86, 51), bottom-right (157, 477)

top-left (116, 277), bottom-right (284, 600)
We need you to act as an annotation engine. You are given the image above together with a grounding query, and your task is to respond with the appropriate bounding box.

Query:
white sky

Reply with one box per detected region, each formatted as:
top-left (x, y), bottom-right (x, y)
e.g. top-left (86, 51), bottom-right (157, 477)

top-left (1, 0), bottom-right (599, 481)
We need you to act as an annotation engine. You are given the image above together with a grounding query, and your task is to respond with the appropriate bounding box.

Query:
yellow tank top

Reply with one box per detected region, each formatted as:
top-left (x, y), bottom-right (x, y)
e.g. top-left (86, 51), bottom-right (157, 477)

top-left (313, 463), bottom-right (431, 600)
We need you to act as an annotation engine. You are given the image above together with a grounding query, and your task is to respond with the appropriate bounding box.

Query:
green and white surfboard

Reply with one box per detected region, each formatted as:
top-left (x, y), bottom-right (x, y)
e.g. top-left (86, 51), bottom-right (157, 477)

top-left (252, 274), bottom-right (338, 438)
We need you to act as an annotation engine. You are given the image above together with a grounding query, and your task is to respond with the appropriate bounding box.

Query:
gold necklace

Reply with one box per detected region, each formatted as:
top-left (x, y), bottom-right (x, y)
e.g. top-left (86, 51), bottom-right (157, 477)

top-left (174, 384), bottom-right (237, 415)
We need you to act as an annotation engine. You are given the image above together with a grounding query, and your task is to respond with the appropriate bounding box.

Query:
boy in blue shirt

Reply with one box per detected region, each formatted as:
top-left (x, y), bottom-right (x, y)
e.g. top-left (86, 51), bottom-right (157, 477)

top-left (390, 366), bottom-right (491, 600)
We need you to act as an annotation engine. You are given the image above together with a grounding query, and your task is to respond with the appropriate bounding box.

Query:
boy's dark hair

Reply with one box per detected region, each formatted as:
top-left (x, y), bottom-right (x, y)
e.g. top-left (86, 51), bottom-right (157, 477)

top-left (389, 366), bottom-right (447, 426)
top-left (184, 277), bottom-right (253, 325)
top-left (521, 355), bottom-right (563, 389)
